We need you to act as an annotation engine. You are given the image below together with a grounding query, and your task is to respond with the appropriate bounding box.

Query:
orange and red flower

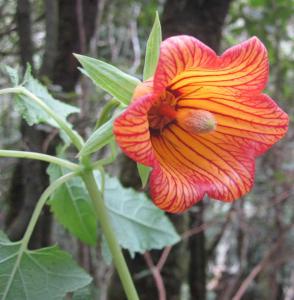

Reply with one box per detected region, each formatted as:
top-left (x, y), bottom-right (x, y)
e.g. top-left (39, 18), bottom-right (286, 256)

top-left (113, 36), bottom-right (288, 213)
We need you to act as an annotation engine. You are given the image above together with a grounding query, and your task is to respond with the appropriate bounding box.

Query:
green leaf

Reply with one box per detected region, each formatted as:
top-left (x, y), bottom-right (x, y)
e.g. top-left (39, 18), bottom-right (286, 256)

top-left (0, 232), bottom-right (92, 300)
top-left (143, 12), bottom-right (162, 80)
top-left (80, 115), bottom-right (117, 157)
top-left (75, 54), bottom-right (140, 105)
top-left (2, 65), bottom-right (19, 86)
top-left (47, 164), bottom-right (97, 245)
top-left (97, 174), bottom-right (180, 256)
top-left (95, 99), bottom-right (120, 129)
top-left (137, 163), bottom-right (151, 188)
top-left (14, 67), bottom-right (80, 128)
top-left (72, 284), bottom-right (100, 300)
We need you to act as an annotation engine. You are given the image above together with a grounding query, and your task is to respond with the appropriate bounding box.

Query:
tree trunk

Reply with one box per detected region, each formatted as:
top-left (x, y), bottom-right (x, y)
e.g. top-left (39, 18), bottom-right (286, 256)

top-left (39, 0), bottom-right (58, 79)
top-left (162, 0), bottom-right (232, 51)
top-left (16, 0), bottom-right (34, 69)
top-left (52, 0), bottom-right (99, 91)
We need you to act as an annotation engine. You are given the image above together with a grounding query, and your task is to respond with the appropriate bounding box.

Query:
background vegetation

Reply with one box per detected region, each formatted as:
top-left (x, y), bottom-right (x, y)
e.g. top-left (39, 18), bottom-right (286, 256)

top-left (0, 0), bottom-right (293, 299)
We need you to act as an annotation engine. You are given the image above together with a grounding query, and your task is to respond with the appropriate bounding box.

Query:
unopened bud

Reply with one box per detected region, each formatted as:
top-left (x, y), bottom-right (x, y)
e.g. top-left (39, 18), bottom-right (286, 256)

top-left (176, 109), bottom-right (216, 134)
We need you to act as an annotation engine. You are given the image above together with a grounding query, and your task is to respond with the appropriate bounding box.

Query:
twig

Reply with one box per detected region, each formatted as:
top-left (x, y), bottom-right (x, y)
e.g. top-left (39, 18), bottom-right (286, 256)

top-left (157, 246), bottom-right (172, 272)
top-left (263, 190), bottom-right (290, 209)
top-left (143, 252), bottom-right (166, 300)
top-left (158, 218), bottom-right (223, 272)
top-left (182, 219), bottom-right (220, 240)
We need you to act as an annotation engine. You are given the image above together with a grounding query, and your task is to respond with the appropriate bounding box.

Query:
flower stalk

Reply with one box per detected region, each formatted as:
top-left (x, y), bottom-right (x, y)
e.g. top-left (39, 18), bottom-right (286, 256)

top-left (82, 170), bottom-right (139, 300)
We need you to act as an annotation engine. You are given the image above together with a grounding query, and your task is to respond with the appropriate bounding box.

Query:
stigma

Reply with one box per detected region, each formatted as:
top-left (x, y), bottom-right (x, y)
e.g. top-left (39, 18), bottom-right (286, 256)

top-left (176, 109), bottom-right (216, 134)
top-left (148, 99), bottom-right (216, 135)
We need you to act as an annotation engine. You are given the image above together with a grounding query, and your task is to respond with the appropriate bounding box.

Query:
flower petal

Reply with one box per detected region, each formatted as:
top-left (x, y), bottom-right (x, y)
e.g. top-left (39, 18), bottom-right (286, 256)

top-left (150, 128), bottom-right (255, 213)
top-left (154, 35), bottom-right (218, 94)
top-left (157, 36), bottom-right (268, 97)
top-left (178, 93), bottom-right (288, 156)
top-left (113, 94), bottom-right (157, 166)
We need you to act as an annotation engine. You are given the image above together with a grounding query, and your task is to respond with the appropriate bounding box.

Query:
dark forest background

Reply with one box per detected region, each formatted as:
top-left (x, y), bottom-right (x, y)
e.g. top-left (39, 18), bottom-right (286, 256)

top-left (0, 0), bottom-right (293, 299)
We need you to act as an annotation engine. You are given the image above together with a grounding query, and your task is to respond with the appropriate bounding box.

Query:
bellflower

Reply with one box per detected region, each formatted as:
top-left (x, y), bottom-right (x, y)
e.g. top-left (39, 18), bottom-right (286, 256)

top-left (114, 36), bottom-right (288, 213)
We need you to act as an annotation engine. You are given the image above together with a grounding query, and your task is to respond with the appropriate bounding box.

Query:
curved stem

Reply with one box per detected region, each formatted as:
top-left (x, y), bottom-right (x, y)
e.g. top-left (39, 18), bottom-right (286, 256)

top-left (0, 87), bottom-right (22, 96)
top-left (0, 86), bottom-right (84, 150)
top-left (82, 171), bottom-right (139, 300)
top-left (2, 172), bottom-right (77, 300)
top-left (0, 150), bottom-right (80, 171)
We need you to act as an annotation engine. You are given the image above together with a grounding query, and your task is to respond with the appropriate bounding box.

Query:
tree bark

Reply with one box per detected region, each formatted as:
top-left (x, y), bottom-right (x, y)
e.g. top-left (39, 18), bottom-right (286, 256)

top-left (16, 0), bottom-right (34, 69)
top-left (52, 0), bottom-right (99, 91)
top-left (162, 0), bottom-right (232, 52)
top-left (39, 0), bottom-right (58, 79)
top-left (188, 202), bottom-right (207, 300)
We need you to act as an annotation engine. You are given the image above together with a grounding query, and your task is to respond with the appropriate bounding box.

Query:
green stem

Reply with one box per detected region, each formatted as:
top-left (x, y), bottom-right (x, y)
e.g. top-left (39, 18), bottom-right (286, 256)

top-left (2, 172), bottom-right (77, 300)
top-left (0, 87), bottom-right (21, 96)
top-left (0, 86), bottom-right (84, 150)
top-left (82, 171), bottom-right (139, 300)
top-left (0, 150), bottom-right (80, 171)
top-left (92, 142), bottom-right (118, 170)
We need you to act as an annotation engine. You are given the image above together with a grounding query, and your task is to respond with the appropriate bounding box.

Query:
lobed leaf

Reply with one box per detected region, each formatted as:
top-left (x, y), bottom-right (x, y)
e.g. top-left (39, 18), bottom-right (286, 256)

top-left (13, 66), bottom-right (79, 128)
top-left (97, 174), bottom-right (180, 257)
top-left (2, 65), bottom-right (19, 86)
top-left (0, 232), bottom-right (92, 300)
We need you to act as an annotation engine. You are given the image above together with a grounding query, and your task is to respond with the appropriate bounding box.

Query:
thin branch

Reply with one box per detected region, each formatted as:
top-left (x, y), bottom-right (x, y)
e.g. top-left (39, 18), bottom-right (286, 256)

top-left (157, 218), bottom-right (221, 271)
top-left (157, 246), bottom-right (172, 272)
top-left (143, 252), bottom-right (166, 300)
top-left (182, 219), bottom-right (221, 240)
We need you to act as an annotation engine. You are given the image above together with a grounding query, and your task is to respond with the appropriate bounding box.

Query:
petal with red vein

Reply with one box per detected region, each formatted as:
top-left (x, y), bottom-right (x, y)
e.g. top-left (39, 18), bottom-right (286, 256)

top-left (154, 35), bottom-right (218, 94)
top-left (150, 136), bottom-right (207, 213)
top-left (113, 94), bottom-right (156, 166)
top-left (149, 125), bottom-right (255, 213)
top-left (168, 37), bottom-right (268, 96)
top-left (178, 93), bottom-right (288, 156)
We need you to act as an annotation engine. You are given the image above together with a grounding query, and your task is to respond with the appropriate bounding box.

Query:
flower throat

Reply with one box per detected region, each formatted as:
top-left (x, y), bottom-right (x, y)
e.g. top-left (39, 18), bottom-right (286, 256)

top-left (148, 91), bottom-right (216, 135)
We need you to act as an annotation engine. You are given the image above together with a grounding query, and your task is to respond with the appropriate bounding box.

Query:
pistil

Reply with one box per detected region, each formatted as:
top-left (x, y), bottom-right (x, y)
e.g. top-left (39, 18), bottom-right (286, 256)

top-left (176, 109), bottom-right (216, 134)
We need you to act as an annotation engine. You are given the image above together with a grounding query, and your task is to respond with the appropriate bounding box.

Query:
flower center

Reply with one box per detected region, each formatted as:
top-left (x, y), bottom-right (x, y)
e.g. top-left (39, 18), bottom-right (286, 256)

top-left (148, 92), bottom-right (216, 135)
top-left (148, 91), bottom-right (177, 133)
